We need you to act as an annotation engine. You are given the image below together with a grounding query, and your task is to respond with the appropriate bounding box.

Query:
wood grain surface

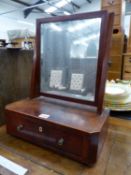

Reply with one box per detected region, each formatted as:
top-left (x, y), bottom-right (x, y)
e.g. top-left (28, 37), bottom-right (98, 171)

top-left (0, 117), bottom-right (130, 175)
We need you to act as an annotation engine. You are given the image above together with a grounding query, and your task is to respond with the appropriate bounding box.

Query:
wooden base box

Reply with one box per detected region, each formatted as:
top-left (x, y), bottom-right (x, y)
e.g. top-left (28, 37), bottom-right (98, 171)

top-left (5, 97), bottom-right (108, 165)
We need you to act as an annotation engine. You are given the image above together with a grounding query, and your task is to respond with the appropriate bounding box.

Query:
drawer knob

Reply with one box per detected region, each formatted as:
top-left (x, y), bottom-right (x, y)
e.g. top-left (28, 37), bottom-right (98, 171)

top-left (58, 138), bottom-right (64, 146)
top-left (17, 124), bottom-right (23, 131)
top-left (38, 126), bottom-right (43, 133)
top-left (108, 60), bottom-right (112, 67)
top-left (125, 71), bottom-right (131, 74)
top-left (108, 0), bottom-right (114, 5)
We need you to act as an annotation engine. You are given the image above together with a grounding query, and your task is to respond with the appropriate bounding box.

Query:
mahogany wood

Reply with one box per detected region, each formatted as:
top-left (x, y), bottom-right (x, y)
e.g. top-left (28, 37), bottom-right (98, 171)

top-left (5, 11), bottom-right (114, 165)
top-left (30, 11), bottom-right (114, 114)
top-left (123, 53), bottom-right (131, 79)
top-left (6, 97), bottom-right (109, 165)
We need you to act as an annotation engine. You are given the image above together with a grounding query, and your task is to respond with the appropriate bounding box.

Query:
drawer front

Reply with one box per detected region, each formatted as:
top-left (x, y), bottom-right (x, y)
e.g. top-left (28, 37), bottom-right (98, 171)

top-left (124, 56), bottom-right (131, 65)
top-left (6, 112), bottom-right (84, 157)
top-left (109, 55), bottom-right (122, 62)
top-left (110, 35), bottom-right (124, 55)
top-left (124, 65), bottom-right (131, 72)
top-left (113, 25), bottom-right (122, 33)
top-left (123, 56), bottom-right (131, 80)
top-left (111, 33), bottom-right (124, 45)
top-left (102, 4), bottom-right (121, 15)
top-left (114, 15), bottom-right (121, 26)
top-left (110, 47), bottom-right (123, 55)
top-left (108, 56), bottom-right (122, 72)
top-left (108, 71), bottom-right (121, 80)
top-left (123, 73), bottom-right (131, 80)
top-left (123, 64), bottom-right (131, 80)
top-left (108, 62), bottom-right (121, 72)
top-left (102, 0), bottom-right (121, 7)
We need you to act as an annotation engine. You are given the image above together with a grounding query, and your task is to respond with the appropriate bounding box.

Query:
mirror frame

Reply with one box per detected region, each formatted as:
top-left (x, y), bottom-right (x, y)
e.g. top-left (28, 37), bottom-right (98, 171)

top-left (30, 11), bottom-right (114, 114)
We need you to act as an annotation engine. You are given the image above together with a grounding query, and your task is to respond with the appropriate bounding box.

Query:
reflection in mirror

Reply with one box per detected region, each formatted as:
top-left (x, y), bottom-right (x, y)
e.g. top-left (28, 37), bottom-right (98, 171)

top-left (40, 18), bottom-right (101, 101)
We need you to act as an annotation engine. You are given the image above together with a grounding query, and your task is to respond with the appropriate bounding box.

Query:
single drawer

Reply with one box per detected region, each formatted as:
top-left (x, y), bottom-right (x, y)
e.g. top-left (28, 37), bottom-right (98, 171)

top-left (109, 55), bottom-right (122, 62)
top-left (102, 4), bottom-right (121, 15)
top-left (6, 112), bottom-right (84, 157)
top-left (123, 73), bottom-right (131, 80)
top-left (108, 71), bottom-right (121, 80)
top-left (124, 56), bottom-right (131, 65)
top-left (110, 35), bottom-right (124, 55)
top-left (108, 62), bottom-right (121, 72)
top-left (111, 35), bottom-right (124, 46)
top-left (110, 47), bottom-right (123, 55)
top-left (102, 0), bottom-right (121, 7)
top-left (113, 25), bottom-right (122, 33)
top-left (123, 65), bottom-right (131, 76)
top-left (114, 15), bottom-right (121, 26)
top-left (124, 65), bottom-right (131, 72)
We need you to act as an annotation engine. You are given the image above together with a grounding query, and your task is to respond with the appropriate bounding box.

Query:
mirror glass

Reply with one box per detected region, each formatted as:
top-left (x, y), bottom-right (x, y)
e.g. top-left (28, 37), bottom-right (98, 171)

top-left (40, 17), bottom-right (101, 101)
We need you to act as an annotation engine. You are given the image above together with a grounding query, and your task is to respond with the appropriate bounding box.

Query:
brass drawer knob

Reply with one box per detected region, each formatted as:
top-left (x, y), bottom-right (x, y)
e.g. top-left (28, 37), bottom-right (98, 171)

top-left (58, 138), bottom-right (64, 146)
top-left (108, 0), bottom-right (114, 5)
top-left (108, 60), bottom-right (112, 67)
top-left (17, 124), bottom-right (23, 131)
top-left (128, 57), bottom-right (131, 62)
top-left (38, 126), bottom-right (43, 133)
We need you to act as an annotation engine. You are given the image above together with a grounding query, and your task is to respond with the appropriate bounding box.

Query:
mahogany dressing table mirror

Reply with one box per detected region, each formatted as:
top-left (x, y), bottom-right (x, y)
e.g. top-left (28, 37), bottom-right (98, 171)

top-left (5, 11), bottom-right (114, 165)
